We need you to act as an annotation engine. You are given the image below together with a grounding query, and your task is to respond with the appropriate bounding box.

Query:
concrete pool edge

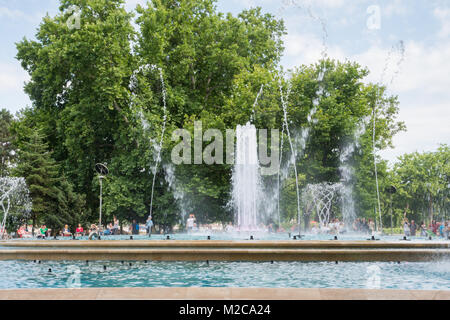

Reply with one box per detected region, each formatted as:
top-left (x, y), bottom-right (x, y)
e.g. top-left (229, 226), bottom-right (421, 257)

top-left (2, 240), bottom-right (449, 249)
top-left (0, 287), bottom-right (448, 300)
top-left (1, 248), bottom-right (449, 262)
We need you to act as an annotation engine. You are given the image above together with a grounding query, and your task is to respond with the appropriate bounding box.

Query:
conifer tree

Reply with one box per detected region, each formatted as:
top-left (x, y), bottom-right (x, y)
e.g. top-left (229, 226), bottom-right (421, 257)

top-left (14, 130), bottom-right (61, 235)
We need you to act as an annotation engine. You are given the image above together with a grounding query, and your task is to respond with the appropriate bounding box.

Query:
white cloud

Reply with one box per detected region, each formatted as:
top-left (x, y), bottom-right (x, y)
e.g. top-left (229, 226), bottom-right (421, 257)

top-left (434, 7), bottom-right (450, 38)
top-left (0, 61), bottom-right (31, 112)
top-left (0, 62), bottom-right (29, 92)
top-left (383, 0), bottom-right (409, 17)
top-left (282, 32), bottom-right (346, 68)
top-left (281, 29), bottom-right (450, 161)
top-left (0, 6), bottom-right (42, 23)
top-left (380, 101), bottom-right (450, 162)
top-left (353, 40), bottom-right (450, 96)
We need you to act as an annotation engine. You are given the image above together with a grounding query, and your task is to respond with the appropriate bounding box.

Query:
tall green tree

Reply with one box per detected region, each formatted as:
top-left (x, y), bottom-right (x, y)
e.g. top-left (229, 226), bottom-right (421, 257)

top-left (0, 109), bottom-right (17, 177)
top-left (134, 0), bottom-right (286, 223)
top-left (15, 0), bottom-right (136, 220)
top-left (13, 130), bottom-right (61, 234)
top-left (389, 145), bottom-right (450, 226)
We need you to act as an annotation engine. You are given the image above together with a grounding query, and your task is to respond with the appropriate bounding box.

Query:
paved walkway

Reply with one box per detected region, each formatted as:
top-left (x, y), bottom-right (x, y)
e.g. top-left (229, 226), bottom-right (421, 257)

top-left (0, 287), bottom-right (448, 300)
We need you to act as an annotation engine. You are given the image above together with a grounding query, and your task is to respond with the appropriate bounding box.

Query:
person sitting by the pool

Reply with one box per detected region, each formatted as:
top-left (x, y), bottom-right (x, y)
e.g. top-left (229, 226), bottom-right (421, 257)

top-left (88, 224), bottom-right (99, 240)
top-left (20, 225), bottom-right (32, 238)
top-left (75, 224), bottom-right (84, 237)
top-left (37, 225), bottom-right (48, 239)
top-left (111, 216), bottom-right (119, 235)
top-left (17, 226), bottom-right (26, 238)
top-left (61, 224), bottom-right (72, 237)
top-left (103, 223), bottom-right (113, 236)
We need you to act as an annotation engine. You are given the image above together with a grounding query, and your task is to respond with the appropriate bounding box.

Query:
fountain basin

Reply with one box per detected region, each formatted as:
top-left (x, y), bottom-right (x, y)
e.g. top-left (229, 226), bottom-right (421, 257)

top-left (0, 260), bottom-right (449, 292)
top-left (0, 247), bottom-right (448, 262)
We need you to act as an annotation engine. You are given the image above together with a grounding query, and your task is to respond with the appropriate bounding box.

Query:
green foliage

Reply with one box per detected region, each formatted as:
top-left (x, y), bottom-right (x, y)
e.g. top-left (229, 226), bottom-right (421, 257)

top-left (12, 129), bottom-right (85, 234)
top-left (10, 0), bottom-right (432, 230)
top-left (388, 145), bottom-right (450, 226)
top-left (13, 130), bottom-right (62, 232)
top-left (0, 109), bottom-right (17, 177)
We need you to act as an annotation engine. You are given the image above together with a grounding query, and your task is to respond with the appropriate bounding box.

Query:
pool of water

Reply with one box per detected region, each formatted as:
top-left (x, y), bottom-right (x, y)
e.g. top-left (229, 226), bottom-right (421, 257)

top-left (7, 232), bottom-right (450, 242)
top-left (0, 260), bottom-right (448, 290)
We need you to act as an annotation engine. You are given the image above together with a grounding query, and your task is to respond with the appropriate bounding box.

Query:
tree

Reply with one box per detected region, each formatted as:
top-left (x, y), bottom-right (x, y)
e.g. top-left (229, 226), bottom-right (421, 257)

top-left (134, 0), bottom-right (286, 224)
top-left (277, 60), bottom-right (405, 224)
top-left (0, 109), bottom-right (17, 177)
top-left (389, 145), bottom-right (450, 226)
top-left (13, 0), bottom-right (409, 229)
top-left (15, 0), bottom-right (136, 221)
top-left (13, 130), bottom-right (61, 234)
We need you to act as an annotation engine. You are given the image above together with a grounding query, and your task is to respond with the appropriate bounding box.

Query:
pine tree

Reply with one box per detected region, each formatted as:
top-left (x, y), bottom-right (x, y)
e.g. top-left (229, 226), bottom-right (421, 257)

top-left (13, 130), bottom-right (61, 235)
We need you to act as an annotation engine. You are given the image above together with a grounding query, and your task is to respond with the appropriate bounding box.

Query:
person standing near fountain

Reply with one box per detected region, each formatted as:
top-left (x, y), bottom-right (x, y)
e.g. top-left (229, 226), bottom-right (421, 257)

top-left (186, 214), bottom-right (195, 232)
top-left (403, 218), bottom-right (411, 237)
top-left (410, 220), bottom-right (417, 237)
top-left (368, 219), bottom-right (375, 235)
top-left (146, 216), bottom-right (153, 237)
top-left (111, 216), bottom-right (119, 235)
top-left (131, 220), bottom-right (140, 235)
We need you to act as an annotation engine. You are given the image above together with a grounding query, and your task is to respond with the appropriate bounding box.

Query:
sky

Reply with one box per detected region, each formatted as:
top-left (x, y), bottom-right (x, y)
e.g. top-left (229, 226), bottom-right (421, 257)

top-left (0, 0), bottom-right (449, 163)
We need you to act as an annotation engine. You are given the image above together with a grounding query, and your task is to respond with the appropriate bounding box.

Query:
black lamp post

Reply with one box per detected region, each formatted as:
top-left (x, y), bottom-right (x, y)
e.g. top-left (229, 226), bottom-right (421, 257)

top-left (95, 163), bottom-right (109, 234)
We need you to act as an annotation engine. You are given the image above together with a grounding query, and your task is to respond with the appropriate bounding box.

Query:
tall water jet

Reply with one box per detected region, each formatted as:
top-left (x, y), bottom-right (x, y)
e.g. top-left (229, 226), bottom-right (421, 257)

top-left (339, 143), bottom-right (357, 229)
top-left (372, 41), bottom-right (405, 231)
top-left (279, 81), bottom-right (302, 234)
top-left (130, 64), bottom-right (168, 218)
top-left (277, 64), bottom-right (325, 231)
top-left (232, 122), bottom-right (262, 231)
top-left (339, 121), bottom-right (366, 230)
top-left (148, 67), bottom-right (167, 218)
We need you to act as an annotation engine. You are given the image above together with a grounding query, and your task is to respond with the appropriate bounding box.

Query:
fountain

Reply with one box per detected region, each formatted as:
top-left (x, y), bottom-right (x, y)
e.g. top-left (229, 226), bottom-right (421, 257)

top-left (279, 81), bottom-right (302, 234)
top-left (130, 64), bottom-right (168, 218)
top-left (232, 122), bottom-right (262, 231)
top-left (302, 183), bottom-right (343, 227)
top-left (0, 177), bottom-right (32, 239)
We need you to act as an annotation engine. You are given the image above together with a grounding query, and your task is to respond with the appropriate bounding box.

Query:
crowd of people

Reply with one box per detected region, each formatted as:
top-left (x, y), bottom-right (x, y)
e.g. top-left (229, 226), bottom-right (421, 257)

top-left (403, 218), bottom-right (450, 239)
top-left (4, 213), bottom-right (450, 240)
top-left (9, 215), bottom-right (155, 239)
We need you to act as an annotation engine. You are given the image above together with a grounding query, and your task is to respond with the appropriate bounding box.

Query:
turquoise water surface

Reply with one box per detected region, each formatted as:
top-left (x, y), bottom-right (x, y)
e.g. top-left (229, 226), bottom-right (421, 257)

top-left (0, 260), bottom-right (449, 290)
